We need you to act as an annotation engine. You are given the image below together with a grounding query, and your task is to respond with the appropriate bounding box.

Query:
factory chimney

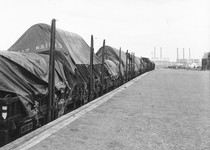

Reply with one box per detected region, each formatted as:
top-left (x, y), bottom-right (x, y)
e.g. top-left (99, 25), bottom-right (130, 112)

top-left (154, 47), bottom-right (156, 59)
top-left (183, 48), bottom-right (185, 59)
top-left (189, 48), bottom-right (191, 63)
top-left (160, 47), bottom-right (162, 59)
top-left (177, 48), bottom-right (179, 62)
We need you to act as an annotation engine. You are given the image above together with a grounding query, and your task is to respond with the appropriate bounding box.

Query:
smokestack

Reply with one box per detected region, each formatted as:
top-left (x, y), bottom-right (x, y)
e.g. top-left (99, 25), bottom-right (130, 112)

top-left (183, 48), bottom-right (185, 59)
top-left (189, 48), bottom-right (191, 62)
top-left (177, 48), bottom-right (179, 62)
top-left (154, 47), bottom-right (156, 59)
top-left (160, 47), bottom-right (162, 59)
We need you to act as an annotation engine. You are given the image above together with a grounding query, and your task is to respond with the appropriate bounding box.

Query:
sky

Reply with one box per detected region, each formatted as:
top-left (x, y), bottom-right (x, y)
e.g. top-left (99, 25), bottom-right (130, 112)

top-left (0, 0), bottom-right (209, 62)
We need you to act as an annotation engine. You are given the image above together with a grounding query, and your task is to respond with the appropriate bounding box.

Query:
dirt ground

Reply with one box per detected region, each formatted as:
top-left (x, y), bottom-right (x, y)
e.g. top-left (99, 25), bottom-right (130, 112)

top-left (29, 69), bottom-right (210, 150)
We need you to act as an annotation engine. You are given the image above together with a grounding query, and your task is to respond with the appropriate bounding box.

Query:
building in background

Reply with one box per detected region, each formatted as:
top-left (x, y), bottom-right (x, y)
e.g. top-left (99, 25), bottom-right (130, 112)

top-left (176, 48), bottom-right (201, 68)
top-left (151, 47), bottom-right (174, 67)
top-left (151, 58), bottom-right (172, 68)
top-left (177, 58), bottom-right (200, 64)
top-left (152, 47), bottom-right (201, 68)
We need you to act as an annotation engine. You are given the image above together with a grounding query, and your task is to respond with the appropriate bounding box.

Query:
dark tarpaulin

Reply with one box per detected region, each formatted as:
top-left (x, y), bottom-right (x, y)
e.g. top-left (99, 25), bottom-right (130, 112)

top-left (202, 52), bottom-right (210, 59)
top-left (76, 64), bottom-right (101, 85)
top-left (202, 52), bottom-right (210, 70)
top-left (0, 51), bottom-right (75, 114)
top-left (8, 23), bottom-right (101, 67)
top-left (134, 56), bottom-right (141, 71)
top-left (141, 57), bottom-right (149, 68)
top-left (0, 52), bottom-right (47, 101)
top-left (141, 57), bottom-right (153, 70)
top-left (104, 60), bottom-right (119, 77)
top-left (97, 46), bottom-right (123, 65)
top-left (138, 57), bottom-right (145, 71)
top-left (96, 46), bottom-right (126, 76)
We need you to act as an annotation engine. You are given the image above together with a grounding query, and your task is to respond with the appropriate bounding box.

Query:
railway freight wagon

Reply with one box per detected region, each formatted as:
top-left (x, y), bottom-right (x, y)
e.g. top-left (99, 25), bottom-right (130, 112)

top-left (0, 20), bottom-right (155, 147)
top-left (202, 52), bottom-right (210, 70)
top-left (0, 51), bottom-right (79, 145)
top-left (96, 46), bottom-right (126, 86)
top-left (96, 46), bottom-right (153, 82)
top-left (0, 22), bottom-right (102, 146)
top-left (96, 46), bottom-right (144, 83)
top-left (7, 23), bottom-right (103, 102)
top-left (141, 57), bottom-right (155, 71)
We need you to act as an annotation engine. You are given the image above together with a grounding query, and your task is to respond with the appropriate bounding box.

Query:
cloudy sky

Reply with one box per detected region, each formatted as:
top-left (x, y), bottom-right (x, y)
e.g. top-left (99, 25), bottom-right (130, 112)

top-left (0, 0), bottom-right (209, 61)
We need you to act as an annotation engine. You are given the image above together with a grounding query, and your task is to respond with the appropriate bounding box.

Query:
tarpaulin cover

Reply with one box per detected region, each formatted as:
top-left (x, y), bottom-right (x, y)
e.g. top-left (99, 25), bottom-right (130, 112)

top-left (97, 46), bottom-right (126, 65)
top-left (8, 23), bottom-right (101, 67)
top-left (104, 60), bottom-right (119, 77)
top-left (202, 52), bottom-right (210, 70)
top-left (141, 57), bottom-right (154, 70)
top-left (138, 57), bottom-right (144, 70)
top-left (141, 57), bottom-right (149, 67)
top-left (96, 46), bottom-right (126, 75)
top-left (0, 51), bottom-right (76, 113)
top-left (202, 52), bottom-right (210, 59)
top-left (134, 56), bottom-right (141, 71)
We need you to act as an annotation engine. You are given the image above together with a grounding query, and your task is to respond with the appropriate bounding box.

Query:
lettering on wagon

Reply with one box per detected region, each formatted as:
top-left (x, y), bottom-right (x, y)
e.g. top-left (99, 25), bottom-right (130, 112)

top-left (35, 42), bottom-right (62, 50)
top-left (18, 42), bottom-right (62, 53)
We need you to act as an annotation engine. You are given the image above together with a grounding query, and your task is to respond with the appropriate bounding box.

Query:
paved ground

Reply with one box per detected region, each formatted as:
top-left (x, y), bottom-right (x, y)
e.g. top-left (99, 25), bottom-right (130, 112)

top-left (29, 69), bottom-right (210, 150)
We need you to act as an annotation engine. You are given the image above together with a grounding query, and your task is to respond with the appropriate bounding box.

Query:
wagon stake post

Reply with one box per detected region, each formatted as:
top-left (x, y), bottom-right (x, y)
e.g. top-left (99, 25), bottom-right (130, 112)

top-left (47, 19), bottom-right (56, 123)
top-left (101, 39), bottom-right (105, 96)
top-left (119, 47), bottom-right (122, 85)
top-left (89, 35), bottom-right (94, 101)
top-left (126, 50), bottom-right (128, 82)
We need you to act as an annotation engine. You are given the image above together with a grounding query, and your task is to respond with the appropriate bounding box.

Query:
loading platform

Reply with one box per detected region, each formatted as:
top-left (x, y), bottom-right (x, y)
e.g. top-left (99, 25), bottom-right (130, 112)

top-left (2, 69), bottom-right (210, 150)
